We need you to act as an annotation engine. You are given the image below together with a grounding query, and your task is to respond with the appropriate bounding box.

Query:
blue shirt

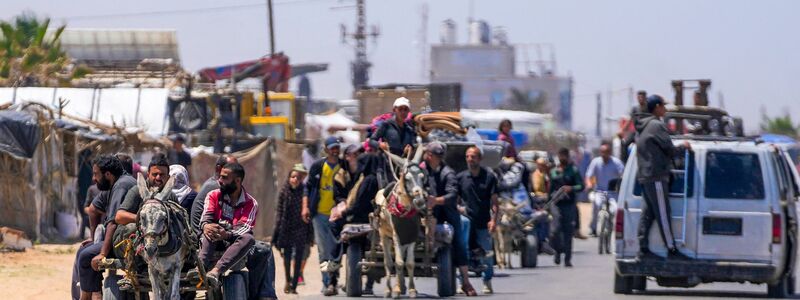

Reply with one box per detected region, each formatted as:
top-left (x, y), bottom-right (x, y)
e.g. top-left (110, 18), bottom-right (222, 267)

top-left (586, 156), bottom-right (625, 191)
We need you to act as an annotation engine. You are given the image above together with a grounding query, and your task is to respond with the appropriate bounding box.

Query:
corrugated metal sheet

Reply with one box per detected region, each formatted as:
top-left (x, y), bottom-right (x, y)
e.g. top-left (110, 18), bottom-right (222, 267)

top-left (53, 29), bottom-right (180, 63)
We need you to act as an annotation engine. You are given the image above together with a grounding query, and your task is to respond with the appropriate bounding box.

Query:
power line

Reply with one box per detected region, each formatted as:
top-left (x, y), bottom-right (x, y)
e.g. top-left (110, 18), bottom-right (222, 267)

top-left (60, 0), bottom-right (330, 21)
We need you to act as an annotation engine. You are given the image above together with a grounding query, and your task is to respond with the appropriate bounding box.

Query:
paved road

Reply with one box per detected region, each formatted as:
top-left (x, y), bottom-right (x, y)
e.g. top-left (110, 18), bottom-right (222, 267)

top-left (295, 237), bottom-right (800, 300)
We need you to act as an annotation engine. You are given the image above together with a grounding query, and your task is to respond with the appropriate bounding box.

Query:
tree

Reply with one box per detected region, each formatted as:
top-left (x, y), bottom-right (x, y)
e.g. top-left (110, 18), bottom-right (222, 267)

top-left (0, 13), bottom-right (89, 87)
top-left (501, 87), bottom-right (548, 113)
top-left (760, 112), bottom-right (799, 138)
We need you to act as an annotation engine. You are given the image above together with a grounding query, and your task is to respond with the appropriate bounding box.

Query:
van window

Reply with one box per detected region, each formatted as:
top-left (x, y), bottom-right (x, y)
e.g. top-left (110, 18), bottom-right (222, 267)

top-left (705, 152), bottom-right (765, 199)
top-left (632, 152), bottom-right (694, 197)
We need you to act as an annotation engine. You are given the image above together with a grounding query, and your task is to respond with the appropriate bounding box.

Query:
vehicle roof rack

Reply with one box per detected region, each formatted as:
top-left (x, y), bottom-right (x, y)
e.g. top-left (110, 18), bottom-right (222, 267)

top-left (670, 134), bottom-right (762, 143)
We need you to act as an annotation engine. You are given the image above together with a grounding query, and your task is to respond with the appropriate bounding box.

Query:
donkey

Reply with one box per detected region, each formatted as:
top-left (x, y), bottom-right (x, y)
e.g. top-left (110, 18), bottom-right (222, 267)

top-left (494, 198), bottom-right (519, 269)
top-left (374, 143), bottom-right (430, 298)
top-left (136, 175), bottom-right (193, 300)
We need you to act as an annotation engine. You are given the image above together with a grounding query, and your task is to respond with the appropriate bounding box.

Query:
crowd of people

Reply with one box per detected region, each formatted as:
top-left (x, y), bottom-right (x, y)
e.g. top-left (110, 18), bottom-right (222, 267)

top-left (70, 92), bottom-right (688, 299)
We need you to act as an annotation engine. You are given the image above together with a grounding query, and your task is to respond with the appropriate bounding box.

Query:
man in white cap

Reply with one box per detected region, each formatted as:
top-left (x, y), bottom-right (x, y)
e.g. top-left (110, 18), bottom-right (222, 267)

top-left (370, 97), bottom-right (417, 156)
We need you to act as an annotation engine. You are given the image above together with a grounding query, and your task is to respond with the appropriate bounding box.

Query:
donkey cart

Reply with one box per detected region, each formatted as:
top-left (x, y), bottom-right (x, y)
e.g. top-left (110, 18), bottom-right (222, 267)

top-left (342, 215), bottom-right (458, 298)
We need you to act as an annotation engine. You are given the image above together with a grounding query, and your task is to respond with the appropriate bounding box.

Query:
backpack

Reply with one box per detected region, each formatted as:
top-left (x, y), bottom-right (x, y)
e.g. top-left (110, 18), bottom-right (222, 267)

top-left (367, 112), bottom-right (395, 138)
top-left (366, 112), bottom-right (413, 138)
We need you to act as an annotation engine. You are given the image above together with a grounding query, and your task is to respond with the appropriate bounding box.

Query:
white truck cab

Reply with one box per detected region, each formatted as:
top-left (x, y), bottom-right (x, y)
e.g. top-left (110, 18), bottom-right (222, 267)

top-left (614, 136), bottom-right (799, 298)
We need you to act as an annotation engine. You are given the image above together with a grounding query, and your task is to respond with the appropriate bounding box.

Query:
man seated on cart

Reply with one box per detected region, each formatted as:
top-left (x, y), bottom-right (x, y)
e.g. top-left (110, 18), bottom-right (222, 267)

top-left (199, 162), bottom-right (258, 287)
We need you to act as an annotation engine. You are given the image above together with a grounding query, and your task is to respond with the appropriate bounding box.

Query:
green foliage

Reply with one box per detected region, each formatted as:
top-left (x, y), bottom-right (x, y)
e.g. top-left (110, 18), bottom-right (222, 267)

top-left (502, 87), bottom-right (548, 113)
top-left (761, 113), bottom-right (799, 138)
top-left (0, 12), bottom-right (89, 87)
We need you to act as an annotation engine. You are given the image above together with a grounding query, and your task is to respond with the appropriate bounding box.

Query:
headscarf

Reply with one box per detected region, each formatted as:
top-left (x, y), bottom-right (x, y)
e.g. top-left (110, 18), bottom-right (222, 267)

top-left (169, 164), bottom-right (192, 202)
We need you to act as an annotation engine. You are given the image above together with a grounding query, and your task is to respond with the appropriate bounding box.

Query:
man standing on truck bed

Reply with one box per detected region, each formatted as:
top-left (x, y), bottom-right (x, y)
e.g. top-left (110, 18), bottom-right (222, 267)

top-left (635, 95), bottom-right (692, 261)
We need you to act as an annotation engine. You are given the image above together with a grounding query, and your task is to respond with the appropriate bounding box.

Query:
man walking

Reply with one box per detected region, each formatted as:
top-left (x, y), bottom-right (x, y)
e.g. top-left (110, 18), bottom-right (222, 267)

top-left (458, 146), bottom-right (499, 294)
top-left (586, 143), bottom-right (625, 236)
top-left (424, 142), bottom-right (477, 296)
top-left (301, 136), bottom-right (350, 296)
top-left (549, 148), bottom-right (584, 267)
top-left (635, 95), bottom-right (692, 260)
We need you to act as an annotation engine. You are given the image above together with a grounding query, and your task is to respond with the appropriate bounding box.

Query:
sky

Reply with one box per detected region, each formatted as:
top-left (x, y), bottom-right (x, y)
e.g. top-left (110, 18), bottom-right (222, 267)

top-left (4, 0), bottom-right (800, 134)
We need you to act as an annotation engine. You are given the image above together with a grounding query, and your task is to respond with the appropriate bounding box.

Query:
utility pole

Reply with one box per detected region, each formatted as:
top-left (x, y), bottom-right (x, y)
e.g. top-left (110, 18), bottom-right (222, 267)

top-left (340, 0), bottom-right (380, 92)
top-left (267, 0), bottom-right (276, 54)
top-left (596, 92), bottom-right (602, 137)
top-left (418, 3), bottom-right (429, 81)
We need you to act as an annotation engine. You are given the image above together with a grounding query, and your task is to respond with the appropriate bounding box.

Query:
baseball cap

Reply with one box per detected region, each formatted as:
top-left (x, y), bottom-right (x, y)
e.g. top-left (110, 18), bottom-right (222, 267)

top-left (292, 163), bottom-right (308, 174)
top-left (393, 97), bottom-right (411, 109)
top-left (646, 95), bottom-right (665, 113)
top-left (425, 141), bottom-right (446, 156)
top-left (324, 136), bottom-right (341, 149)
top-left (344, 144), bottom-right (362, 155)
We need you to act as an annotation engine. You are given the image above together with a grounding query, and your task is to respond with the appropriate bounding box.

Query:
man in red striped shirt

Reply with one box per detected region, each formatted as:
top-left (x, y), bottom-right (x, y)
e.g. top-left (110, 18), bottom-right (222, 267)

top-left (199, 162), bottom-right (258, 287)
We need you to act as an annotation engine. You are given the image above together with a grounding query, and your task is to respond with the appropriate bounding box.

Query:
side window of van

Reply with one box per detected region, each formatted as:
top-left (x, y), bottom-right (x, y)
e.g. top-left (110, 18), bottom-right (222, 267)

top-left (632, 151), bottom-right (695, 197)
top-left (705, 152), bottom-right (765, 200)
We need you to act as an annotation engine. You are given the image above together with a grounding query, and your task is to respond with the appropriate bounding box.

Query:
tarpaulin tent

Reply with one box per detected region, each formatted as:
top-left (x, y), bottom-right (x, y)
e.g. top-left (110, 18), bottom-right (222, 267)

top-left (0, 103), bottom-right (166, 241)
top-left (190, 139), bottom-right (305, 240)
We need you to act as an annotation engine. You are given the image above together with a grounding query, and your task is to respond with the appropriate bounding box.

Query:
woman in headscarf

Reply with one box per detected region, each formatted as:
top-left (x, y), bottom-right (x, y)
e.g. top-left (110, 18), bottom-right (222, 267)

top-left (273, 164), bottom-right (312, 294)
top-left (169, 164), bottom-right (197, 212)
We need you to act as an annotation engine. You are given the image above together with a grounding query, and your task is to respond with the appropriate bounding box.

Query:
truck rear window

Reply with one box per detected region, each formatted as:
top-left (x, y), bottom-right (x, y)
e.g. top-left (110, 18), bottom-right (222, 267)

top-left (705, 152), bottom-right (765, 199)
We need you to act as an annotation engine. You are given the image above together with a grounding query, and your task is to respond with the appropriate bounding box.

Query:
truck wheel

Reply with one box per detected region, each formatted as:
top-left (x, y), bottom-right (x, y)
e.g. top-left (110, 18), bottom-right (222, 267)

top-left (346, 242), bottom-right (363, 297)
top-left (768, 275), bottom-right (790, 298)
top-left (520, 234), bottom-right (538, 268)
top-left (222, 272), bottom-right (248, 300)
top-left (632, 276), bottom-right (647, 291)
top-left (613, 272), bottom-right (633, 294)
top-left (437, 245), bottom-right (456, 297)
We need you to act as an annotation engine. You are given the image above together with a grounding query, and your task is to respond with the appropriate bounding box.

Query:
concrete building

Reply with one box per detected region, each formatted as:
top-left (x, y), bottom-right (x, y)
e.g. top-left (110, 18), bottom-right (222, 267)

top-left (430, 20), bottom-right (573, 129)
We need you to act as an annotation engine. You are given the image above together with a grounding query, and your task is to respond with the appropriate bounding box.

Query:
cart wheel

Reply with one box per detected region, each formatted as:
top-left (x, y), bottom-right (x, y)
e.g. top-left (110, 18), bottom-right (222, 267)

top-left (437, 245), bottom-right (456, 297)
top-left (520, 234), bottom-right (538, 268)
top-left (346, 242), bottom-right (363, 297)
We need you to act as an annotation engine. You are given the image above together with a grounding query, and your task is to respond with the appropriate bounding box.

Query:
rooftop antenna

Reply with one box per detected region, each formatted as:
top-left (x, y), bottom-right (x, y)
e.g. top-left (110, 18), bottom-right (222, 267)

top-left (337, 0), bottom-right (380, 93)
top-left (418, 3), bottom-right (428, 81)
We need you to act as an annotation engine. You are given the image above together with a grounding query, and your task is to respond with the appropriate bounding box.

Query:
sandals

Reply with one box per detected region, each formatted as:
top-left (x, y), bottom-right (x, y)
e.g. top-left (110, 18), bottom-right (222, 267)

top-left (461, 283), bottom-right (478, 297)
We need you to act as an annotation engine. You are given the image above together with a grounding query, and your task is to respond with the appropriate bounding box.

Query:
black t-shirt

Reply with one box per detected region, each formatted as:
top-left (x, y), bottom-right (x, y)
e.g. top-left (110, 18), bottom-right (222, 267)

top-left (103, 174), bottom-right (137, 224)
top-left (457, 167), bottom-right (497, 229)
top-left (168, 149), bottom-right (192, 169)
top-left (427, 165), bottom-right (460, 223)
top-left (119, 185), bottom-right (179, 214)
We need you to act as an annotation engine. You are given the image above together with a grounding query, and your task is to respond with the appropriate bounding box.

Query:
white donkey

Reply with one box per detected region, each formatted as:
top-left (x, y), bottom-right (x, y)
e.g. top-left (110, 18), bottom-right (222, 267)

top-left (374, 143), bottom-right (431, 298)
top-left (136, 176), bottom-right (194, 300)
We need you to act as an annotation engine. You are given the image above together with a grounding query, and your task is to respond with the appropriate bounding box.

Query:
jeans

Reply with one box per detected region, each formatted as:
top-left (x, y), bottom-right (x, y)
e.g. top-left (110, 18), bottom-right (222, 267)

top-left (458, 215), bottom-right (471, 284)
top-left (247, 241), bottom-right (277, 299)
top-left (77, 243), bottom-right (104, 292)
top-left (473, 229), bottom-right (494, 281)
top-left (312, 213), bottom-right (340, 287)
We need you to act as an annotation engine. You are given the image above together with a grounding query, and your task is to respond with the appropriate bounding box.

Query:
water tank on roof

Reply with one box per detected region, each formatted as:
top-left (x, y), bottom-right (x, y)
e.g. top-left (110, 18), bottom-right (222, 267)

top-left (440, 19), bottom-right (457, 45)
top-left (468, 20), bottom-right (491, 45)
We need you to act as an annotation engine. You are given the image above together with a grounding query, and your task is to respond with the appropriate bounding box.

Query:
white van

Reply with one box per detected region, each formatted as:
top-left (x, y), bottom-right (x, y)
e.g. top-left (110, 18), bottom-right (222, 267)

top-left (614, 136), bottom-right (799, 298)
